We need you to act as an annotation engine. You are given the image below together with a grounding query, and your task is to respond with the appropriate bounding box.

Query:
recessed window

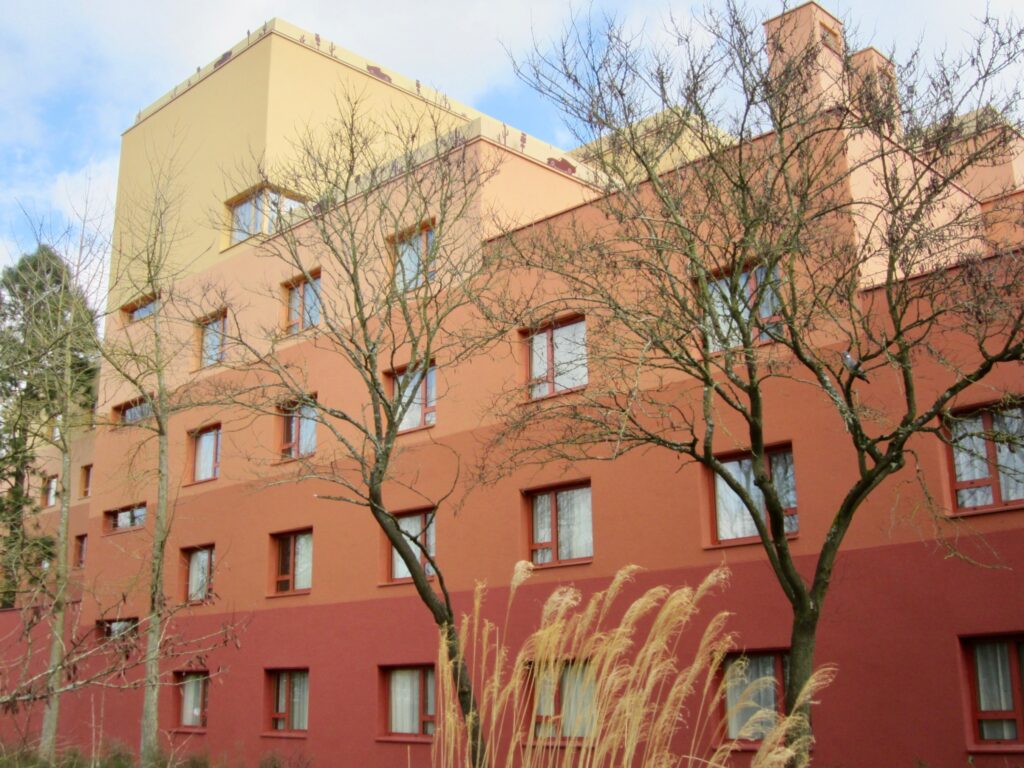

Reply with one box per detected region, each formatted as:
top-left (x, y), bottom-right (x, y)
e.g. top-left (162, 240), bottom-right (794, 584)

top-left (73, 535), bottom-right (87, 569)
top-left (724, 651), bottom-right (787, 741)
top-left (116, 399), bottom-right (153, 425)
top-left (705, 266), bottom-right (782, 352)
top-left (529, 319), bottom-right (588, 399)
top-left (177, 671), bottom-right (209, 729)
top-left (123, 295), bottom-right (158, 323)
top-left (185, 546), bottom-right (214, 603)
top-left (285, 273), bottom-right (321, 334)
top-left (269, 669), bottom-right (309, 731)
top-left (533, 661), bottom-right (597, 739)
top-left (199, 312), bottom-right (226, 367)
top-left (273, 530), bottom-right (312, 593)
top-left (714, 448), bottom-right (798, 543)
top-left (192, 425), bottom-right (221, 482)
top-left (966, 636), bottom-right (1024, 743)
top-left (529, 485), bottom-right (593, 566)
top-left (391, 511), bottom-right (436, 581)
top-left (386, 666), bottom-right (435, 736)
top-left (231, 188), bottom-right (302, 244)
top-left (42, 476), bottom-right (58, 507)
top-left (394, 227), bottom-right (434, 291)
top-left (105, 504), bottom-right (146, 532)
top-left (949, 406), bottom-right (1024, 512)
top-left (98, 618), bottom-right (139, 639)
top-left (281, 401), bottom-right (317, 459)
top-left (395, 365), bottom-right (437, 432)
top-left (80, 464), bottom-right (92, 498)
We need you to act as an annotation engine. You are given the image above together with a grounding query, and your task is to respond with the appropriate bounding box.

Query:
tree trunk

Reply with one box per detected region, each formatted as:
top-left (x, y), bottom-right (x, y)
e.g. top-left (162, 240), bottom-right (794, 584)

top-left (784, 605), bottom-right (820, 767)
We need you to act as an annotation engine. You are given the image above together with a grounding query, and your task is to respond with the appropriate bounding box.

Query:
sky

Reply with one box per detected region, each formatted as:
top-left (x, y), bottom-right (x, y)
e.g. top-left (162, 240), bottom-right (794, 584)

top-left (0, 0), bottom-right (1019, 268)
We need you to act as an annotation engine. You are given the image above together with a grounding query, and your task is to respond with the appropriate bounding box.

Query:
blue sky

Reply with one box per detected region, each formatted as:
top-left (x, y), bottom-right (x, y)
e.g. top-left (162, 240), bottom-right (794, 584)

top-left (0, 0), bottom-right (1019, 267)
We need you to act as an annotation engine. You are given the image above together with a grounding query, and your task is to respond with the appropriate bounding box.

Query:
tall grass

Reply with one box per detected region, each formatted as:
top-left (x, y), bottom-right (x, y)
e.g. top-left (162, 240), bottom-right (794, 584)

top-left (434, 563), bottom-right (831, 768)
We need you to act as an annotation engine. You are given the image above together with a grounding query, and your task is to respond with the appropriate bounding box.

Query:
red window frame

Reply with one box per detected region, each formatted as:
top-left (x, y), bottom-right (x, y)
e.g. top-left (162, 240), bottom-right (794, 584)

top-left (721, 650), bottom-right (788, 743)
top-left (965, 636), bottom-right (1024, 744)
top-left (711, 447), bottom-right (799, 544)
top-left (389, 510), bottom-right (436, 581)
top-left (280, 399), bottom-right (317, 459)
top-left (105, 504), bottom-right (146, 532)
top-left (530, 660), bottom-right (595, 741)
top-left (191, 424), bottom-right (222, 482)
top-left (268, 668), bottom-right (309, 732)
top-left (527, 317), bottom-right (587, 399)
top-left (42, 475), bottom-right (58, 507)
top-left (184, 546), bottom-right (215, 603)
top-left (705, 264), bottom-right (783, 351)
top-left (393, 224), bottom-right (434, 292)
top-left (393, 365), bottom-right (437, 432)
top-left (97, 617), bottom-right (139, 639)
top-left (527, 483), bottom-right (593, 566)
top-left (273, 530), bottom-right (312, 594)
top-left (73, 534), bottom-right (87, 569)
top-left (284, 272), bottom-right (321, 334)
top-left (123, 294), bottom-right (157, 323)
top-left (385, 665), bottom-right (435, 736)
top-left (176, 670), bottom-right (209, 729)
top-left (116, 398), bottom-right (153, 425)
top-left (198, 311), bottom-right (227, 367)
top-left (947, 407), bottom-right (1024, 514)
top-left (80, 464), bottom-right (92, 498)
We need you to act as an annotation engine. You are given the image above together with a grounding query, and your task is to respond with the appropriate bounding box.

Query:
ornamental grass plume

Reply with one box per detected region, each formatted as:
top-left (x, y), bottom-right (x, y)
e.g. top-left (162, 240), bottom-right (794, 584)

top-left (434, 564), bottom-right (832, 768)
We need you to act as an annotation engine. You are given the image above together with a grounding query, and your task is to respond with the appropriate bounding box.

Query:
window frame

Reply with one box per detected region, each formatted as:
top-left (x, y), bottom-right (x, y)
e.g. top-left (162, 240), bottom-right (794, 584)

top-left (722, 650), bottom-right (788, 745)
top-left (527, 482), bottom-right (594, 567)
top-left (964, 635), bottom-right (1024, 746)
top-left (176, 670), bottom-right (210, 730)
top-left (526, 316), bottom-right (588, 400)
top-left (272, 529), bottom-right (313, 595)
top-left (42, 475), bottom-right (58, 508)
top-left (392, 223), bottom-right (435, 292)
top-left (191, 424), bottom-right (222, 483)
top-left (383, 665), bottom-right (436, 738)
top-left (229, 187), bottom-right (302, 246)
top-left (704, 264), bottom-right (783, 353)
top-left (115, 398), bottom-right (153, 426)
top-left (389, 509), bottom-right (436, 582)
top-left (283, 271), bottom-right (321, 335)
top-left (711, 446), bottom-right (799, 546)
top-left (122, 294), bottom-right (158, 324)
top-left (97, 617), bottom-right (139, 640)
top-left (530, 659), bottom-right (597, 742)
top-left (105, 503), bottom-right (146, 533)
top-left (73, 534), bottom-right (87, 569)
top-left (947, 405), bottom-right (1024, 516)
top-left (393, 364), bottom-right (437, 433)
top-left (267, 668), bottom-right (310, 733)
top-left (279, 399), bottom-right (318, 460)
top-left (80, 464), bottom-right (92, 498)
top-left (184, 545), bottom-right (215, 604)
top-left (198, 311), bottom-right (227, 368)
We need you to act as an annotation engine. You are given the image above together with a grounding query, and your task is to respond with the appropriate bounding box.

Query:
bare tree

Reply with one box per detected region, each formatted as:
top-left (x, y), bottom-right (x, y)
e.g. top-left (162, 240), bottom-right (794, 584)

top-left (488, 2), bottom-right (1024, 761)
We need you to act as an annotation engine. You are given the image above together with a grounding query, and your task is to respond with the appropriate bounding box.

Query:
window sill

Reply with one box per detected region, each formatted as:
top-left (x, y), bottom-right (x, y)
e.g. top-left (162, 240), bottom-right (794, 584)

top-left (525, 385), bottom-right (587, 404)
top-left (103, 527), bottom-right (145, 537)
top-left (183, 477), bottom-right (219, 489)
top-left (190, 363), bottom-right (224, 374)
top-left (396, 423), bottom-right (436, 436)
top-left (266, 589), bottom-right (311, 599)
top-left (376, 735), bottom-right (432, 744)
top-left (531, 557), bottom-right (593, 571)
top-left (950, 502), bottom-right (1024, 519)
top-left (274, 454), bottom-right (316, 466)
top-left (968, 743), bottom-right (1024, 754)
top-left (260, 731), bottom-right (308, 740)
top-left (378, 576), bottom-right (435, 588)
top-left (704, 533), bottom-right (798, 551)
top-left (170, 728), bottom-right (207, 736)
top-left (520, 738), bottom-right (589, 749)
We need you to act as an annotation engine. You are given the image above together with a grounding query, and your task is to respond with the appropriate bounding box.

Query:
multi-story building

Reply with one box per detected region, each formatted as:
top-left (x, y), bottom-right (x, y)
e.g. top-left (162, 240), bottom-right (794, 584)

top-left (5, 3), bottom-right (1024, 766)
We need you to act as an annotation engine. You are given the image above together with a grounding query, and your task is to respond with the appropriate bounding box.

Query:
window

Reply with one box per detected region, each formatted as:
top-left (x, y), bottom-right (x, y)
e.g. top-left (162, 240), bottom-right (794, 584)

top-left (177, 671), bottom-right (209, 729)
top-left (73, 535), bottom-right (87, 568)
top-left (273, 530), bottom-right (312, 593)
top-left (192, 425), bottom-right (221, 482)
top-left (231, 188), bottom-right (301, 244)
top-left (706, 265), bottom-right (782, 352)
top-left (724, 652), bottom-right (787, 741)
top-left (285, 273), bottom-right (321, 334)
top-left (199, 312), bottom-right (226, 367)
top-left (106, 504), bottom-right (146, 532)
top-left (281, 401), bottom-right (317, 459)
top-left (394, 227), bottom-right (434, 291)
top-left (124, 295), bottom-right (158, 323)
top-left (529, 485), bottom-right (593, 565)
top-left (117, 399), bottom-right (153, 425)
top-left (80, 464), bottom-right (92, 498)
top-left (98, 618), bottom-right (138, 639)
top-left (714, 449), bottom-right (798, 543)
top-left (391, 511), bottom-right (436, 581)
top-left (269, 669), bottom-right (309, 731)
top-left (42, 476), bottom-right (57, 507)
top-left (533, 661), bottom-right (597, 739)
top-left (529, 319), bottom-right (588, 399)
top-left (386, 666), bottom-right (435, 736)
top-left (949, 406), bottom-right (1024, 512)
top-left (395, 365), bottom-right (437, 432)
top-left (966, 637), bottom-right (1024, 743)
top-left (185, 546), bottom-right (214, 603)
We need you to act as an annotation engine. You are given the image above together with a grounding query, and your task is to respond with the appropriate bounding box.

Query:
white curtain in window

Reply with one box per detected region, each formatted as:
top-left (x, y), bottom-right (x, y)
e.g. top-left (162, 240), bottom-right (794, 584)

top-left (290, 670), bottom-right (309, 730)
top-left (398, 238), bottom-right (422, 290)
top-left (389, 668), bottom-right (419, 733)
top-left (194, 430), bottom-right (218, 481)
top-left (553, 321), bottom-right (588, 391)
top-left (533, 665), bottom-right (558, 738)
top-left (952, 416), bottom-right (994, 507)
top-left (288, 285), bottom-right (302, 327)
top-left (188, 549), bottom-right (210, 602)
top-left (560, 663), bottom-right (596, 738)
top-left (557, 487), bottom-right (593, 560)
top-left (532, 494), bottom-right (553, 564)
top-left (725, 655), bottom-right (777, 739)
top-left (303, 277), bottom-right (321, 327)
top-left (424, 667), bottom-right (435, 733)
top-left (180, 674), bottom-right (204, 727)
top-left (975, 641), bottom-right (1017, 739)
top-left (772, 452), bottom-right (800, 534)
top-left (716, 459), bottom-right (760, 540)
top-left (530, 333), bottom-right (549, 398)
top-left (707, 275), bottom-right (748, 352)
top-left (393, 515), bottom-right (428, 579)
top-left (232, 198), bottom-right (254, 242)
top-left (298, 405), bottom-right (317, 456)
top-left (398, 369), bottom-right (424, 431)
top-left (995, 408), bottom-right (1024, 502)
top-left (201, 321), bottom-right (222, 366)
top-left (294, 533), bottom-right (313, 590)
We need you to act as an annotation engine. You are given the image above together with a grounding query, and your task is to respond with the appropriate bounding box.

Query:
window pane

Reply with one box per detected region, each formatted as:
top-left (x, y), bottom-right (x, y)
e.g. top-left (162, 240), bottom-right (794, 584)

top-left (303, 277), bottom-right (321, 327)
top-left (290, 670), bottom-right (309, 730)
top-left (393, 515), bottom-right (423, 580)
top-left (398, 237), bottom-right (422, 290)
top-left (397, 369), bottom-right (424, 431)
top-left (532, 493), bottom-right (552, 552)
top-left (530, 332), bottom-right (550, 397)
top-left (994, 408), bottom-right (1024, 502)
top-left (771, 451), bottom-right (799, 534)
top-left (952, 415), bottom-right (992, 490)
top-left (560, 664), bottom-right (596, 738)
top-left (274, 672), bottom-right (288, 729)
top-left (707, 275), bottom-right (747, 351)
top-left (194, 430), bottom-right (218, 481)
top-left (294, 532), bottom-right (313, 590)
top-left (424, 514), bottom-right (436, 575)
top-left (534, 666), bottom-right (558, 737)
top-left (288, 285), bottom-right (301, 329)
top-left (180, 675), bottom-right (204, 727)
top-left (276, 537), bottom-right (292, 579)
top-left (976, 642), bottom-right (1015, 712)
top-left (553, 321), bottom-right (588, 391)
top-left (188, 549), bottom-right (210, 602)
top-left (201, 319), bottom-right (223, 366)
top-left (716, 459), bottom-right (761, 540)
top-left (232, 199), bottom-right (253, 242)
top-left (298, 405), bottom-right (317, 455)
top-left (425, 667), bottom-right (435, 717)
top-left (556, 487), bottom-right (593, 560)
top-left (389, 668), bottom-right (420, 733)
top-left (725, 654), bottom-right (777, 740)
